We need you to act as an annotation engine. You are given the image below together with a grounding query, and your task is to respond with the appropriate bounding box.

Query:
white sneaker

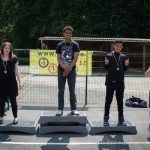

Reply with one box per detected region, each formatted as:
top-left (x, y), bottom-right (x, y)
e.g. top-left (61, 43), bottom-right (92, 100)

top-left (13, 118), bottom-right (18, 124)
top-left (56, 110), bottom-right (63, 116)
top-left (71, 110), bottom-right (79, 115)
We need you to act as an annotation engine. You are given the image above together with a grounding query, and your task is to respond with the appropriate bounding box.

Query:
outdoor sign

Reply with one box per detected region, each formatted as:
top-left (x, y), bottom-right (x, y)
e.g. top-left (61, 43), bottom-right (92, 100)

top-left (30, 50), bottom-right (92, 75)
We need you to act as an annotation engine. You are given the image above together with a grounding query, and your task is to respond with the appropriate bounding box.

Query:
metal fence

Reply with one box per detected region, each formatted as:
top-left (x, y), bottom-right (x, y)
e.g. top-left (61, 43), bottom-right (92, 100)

top-left (13, 49), bottom-right (150, 107)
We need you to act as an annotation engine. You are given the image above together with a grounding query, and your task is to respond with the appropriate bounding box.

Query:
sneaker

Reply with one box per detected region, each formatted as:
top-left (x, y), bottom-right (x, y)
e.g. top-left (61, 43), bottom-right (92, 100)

top-left (71, 110), bottom-right (79, 115)
top-left (0, 118), bottom-right (4, 124)
top-left (56, 110), bottom-right (63, 116)
top-left (103, 116), bottom-right (109, 126)
top-left (118, 116), bottom-right (125, 126)
top-left (13, 118), bottom-right (18, 124)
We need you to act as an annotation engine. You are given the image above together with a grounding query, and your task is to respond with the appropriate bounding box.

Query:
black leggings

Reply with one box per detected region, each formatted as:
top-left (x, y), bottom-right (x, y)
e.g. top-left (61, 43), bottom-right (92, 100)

top-left (0, 95), bottom-right (17, 118)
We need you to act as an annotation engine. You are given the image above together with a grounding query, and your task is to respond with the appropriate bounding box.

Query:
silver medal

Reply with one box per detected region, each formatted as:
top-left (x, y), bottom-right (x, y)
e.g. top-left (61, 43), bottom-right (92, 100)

top-left (4, 70), bottom-right (7, 74)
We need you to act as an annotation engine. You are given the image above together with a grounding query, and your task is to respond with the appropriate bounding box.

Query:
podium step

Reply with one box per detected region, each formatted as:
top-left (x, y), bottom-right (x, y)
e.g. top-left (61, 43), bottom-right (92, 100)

top-left (38, 111), bottom-right (88, 124)
top-left (89, 121), bottom-right (137, 134)
top-left (38, 111), bottom-right (88, 134)
top-left (39, 125), bottom-right (87, 134)
top-left (0, 120), bottom-right (37, 134)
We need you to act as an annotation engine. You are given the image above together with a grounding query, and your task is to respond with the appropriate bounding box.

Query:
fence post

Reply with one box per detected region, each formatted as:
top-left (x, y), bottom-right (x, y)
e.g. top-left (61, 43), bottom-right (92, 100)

top-left (142, 44), bottom-right (146, 71)
top-left (84, 50), bottom-right (88, 106)
top-left (149, 90), bottom-right (150, 108)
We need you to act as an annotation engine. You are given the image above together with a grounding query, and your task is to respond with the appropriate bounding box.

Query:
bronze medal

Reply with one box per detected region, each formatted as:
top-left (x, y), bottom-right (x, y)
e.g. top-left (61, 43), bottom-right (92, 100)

top-left (3, 60), bottom-right (8, 74)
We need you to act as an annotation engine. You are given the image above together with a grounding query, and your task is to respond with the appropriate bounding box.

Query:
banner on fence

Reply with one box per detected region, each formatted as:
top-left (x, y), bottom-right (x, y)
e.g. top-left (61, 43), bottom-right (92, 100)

top-left (30, 50), bottom-right (92, 75)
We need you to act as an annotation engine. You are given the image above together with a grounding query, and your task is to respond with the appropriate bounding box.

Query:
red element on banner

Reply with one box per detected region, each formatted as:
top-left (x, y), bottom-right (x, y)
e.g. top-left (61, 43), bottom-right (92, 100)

top-left (48, 64), bottom-right (58, 74)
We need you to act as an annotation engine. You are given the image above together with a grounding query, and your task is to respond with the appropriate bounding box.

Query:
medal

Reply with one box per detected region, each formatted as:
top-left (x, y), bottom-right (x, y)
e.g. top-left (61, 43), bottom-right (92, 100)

top-left (3, 60), bottom-right (8, 74)
top-left (113, 52), bottom-right (121, 71)
top-left (4, 70), bottom-right (7, 74)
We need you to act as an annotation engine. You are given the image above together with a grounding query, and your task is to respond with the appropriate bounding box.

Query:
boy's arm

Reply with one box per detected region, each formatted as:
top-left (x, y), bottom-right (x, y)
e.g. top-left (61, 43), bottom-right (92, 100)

top-left (68, 52), bottom-right (79, 69)
top-left (56, 43), bottom-right (66, 69)
top-left (124, 56), bottom-right (129, 71)
top-left (57, 54), bottom-right (66, 69)
top-left (57, 54), bottom-right (71, 77)
top-left (63, 52), bottom-right (79, 77)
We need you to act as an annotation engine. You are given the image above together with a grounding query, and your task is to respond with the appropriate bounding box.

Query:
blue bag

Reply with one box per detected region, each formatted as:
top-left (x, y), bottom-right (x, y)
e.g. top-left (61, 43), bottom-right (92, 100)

top-left (125, 96), bottom-right (147, 108)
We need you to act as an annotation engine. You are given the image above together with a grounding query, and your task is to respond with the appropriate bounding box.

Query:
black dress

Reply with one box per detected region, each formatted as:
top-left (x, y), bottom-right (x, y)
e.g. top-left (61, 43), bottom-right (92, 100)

top-left (0, 56), bottom-right (18, 97)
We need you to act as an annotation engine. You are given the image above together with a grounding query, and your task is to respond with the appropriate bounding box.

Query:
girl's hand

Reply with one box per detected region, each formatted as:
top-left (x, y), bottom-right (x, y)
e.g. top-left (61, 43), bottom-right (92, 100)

top-left (19, 82), bottom-right (24, 90)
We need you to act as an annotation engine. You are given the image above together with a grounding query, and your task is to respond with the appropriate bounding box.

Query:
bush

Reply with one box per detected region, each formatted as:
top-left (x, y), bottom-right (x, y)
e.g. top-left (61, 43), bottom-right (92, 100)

top-left (18, 58), bottom-right (29, 65)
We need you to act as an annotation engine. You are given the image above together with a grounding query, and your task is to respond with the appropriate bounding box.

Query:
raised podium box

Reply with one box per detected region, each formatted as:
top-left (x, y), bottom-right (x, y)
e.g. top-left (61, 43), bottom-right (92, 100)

top-left (89, 121), bottom-right (137, 134)
top-left (38, 111), bottom-right (89, 134)
top-left (0, 120), bottom-right (37, 134)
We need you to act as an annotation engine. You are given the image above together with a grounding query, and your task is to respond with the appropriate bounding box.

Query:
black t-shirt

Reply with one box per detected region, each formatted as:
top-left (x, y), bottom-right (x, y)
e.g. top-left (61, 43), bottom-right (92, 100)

top-left (56, 40), bottom-right (80, 71)
top-left (0, 56), bottom-right (18, 82)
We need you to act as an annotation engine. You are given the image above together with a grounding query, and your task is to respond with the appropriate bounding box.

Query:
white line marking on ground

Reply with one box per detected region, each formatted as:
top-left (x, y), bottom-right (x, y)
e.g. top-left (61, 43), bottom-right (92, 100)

top-left (0, 141), bottom-right (150, 145)
top-left (133, 122), bottom-right (150, 124)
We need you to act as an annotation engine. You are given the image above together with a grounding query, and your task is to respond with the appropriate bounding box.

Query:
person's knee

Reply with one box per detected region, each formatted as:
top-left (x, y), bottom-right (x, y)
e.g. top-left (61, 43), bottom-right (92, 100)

top-left (59, 89), bottom-right (65, 94)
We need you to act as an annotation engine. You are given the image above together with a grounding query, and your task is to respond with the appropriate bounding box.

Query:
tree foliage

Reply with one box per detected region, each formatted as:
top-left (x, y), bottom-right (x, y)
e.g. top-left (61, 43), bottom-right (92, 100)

top-left (0, 0), bottom-right (150, 48)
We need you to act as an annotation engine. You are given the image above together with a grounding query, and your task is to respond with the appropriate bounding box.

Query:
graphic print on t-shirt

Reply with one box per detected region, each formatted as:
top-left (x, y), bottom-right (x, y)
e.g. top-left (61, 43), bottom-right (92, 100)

top-left (61, 43), bottom-right (73, 67)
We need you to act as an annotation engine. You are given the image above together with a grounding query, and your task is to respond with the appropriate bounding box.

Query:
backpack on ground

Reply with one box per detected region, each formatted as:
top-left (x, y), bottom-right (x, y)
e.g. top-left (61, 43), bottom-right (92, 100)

top-left (125, 96), bottom-right (147, 108)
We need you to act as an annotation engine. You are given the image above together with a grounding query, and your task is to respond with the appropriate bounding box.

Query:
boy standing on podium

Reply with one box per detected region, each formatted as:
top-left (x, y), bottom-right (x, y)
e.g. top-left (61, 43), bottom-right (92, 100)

top-left (56, 26), bottom-right (80, 116)
top-left (104, 40), bottom-right (129, 126)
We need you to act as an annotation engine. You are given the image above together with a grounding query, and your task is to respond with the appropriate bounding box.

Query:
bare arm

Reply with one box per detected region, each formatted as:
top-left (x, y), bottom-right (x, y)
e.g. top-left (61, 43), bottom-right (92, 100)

top-left (62, 52), bottom-right (79, 77)
top-left (145, 66), bottom-right (150, 77)
top-left (57, 54), bottom-right (66, 69)
top-left (15, 63), bottom-right (23, 89)
top-left (68, 52), bottom-right (79, 69)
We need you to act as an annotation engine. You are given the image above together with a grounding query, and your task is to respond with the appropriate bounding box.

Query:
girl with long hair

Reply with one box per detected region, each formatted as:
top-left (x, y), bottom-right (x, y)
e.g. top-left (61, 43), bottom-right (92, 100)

top-left (0, 42), bottom-right (22, 124)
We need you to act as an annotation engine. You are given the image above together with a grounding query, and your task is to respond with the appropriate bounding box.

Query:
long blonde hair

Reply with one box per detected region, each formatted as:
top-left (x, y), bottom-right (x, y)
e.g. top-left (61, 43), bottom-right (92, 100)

top-left (0, 42), bottom-right (16, 59)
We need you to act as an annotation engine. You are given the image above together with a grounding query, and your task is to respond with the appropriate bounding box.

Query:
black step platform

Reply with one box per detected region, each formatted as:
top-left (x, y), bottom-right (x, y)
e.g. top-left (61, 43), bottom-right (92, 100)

top-left (89, 121), bottom-right (137, 134)
top-left (38, 111), bottom-right (88, 134)
top-left (0, 120), bottom-right (37, 134)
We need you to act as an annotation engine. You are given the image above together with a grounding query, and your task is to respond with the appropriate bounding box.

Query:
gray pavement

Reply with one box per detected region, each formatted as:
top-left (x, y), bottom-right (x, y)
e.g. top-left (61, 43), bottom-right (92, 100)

top-left (0, 105), bottom-right (149, 150)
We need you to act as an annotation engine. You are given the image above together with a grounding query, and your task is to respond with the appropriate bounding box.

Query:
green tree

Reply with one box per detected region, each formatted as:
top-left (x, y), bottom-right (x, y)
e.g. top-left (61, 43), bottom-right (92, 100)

top-left (0, 0), bottom-right (150, 48)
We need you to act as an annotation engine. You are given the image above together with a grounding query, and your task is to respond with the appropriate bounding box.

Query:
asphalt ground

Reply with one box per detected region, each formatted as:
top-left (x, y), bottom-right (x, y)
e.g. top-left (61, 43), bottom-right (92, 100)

top-left (0, 106), bottom-right (149, 150)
